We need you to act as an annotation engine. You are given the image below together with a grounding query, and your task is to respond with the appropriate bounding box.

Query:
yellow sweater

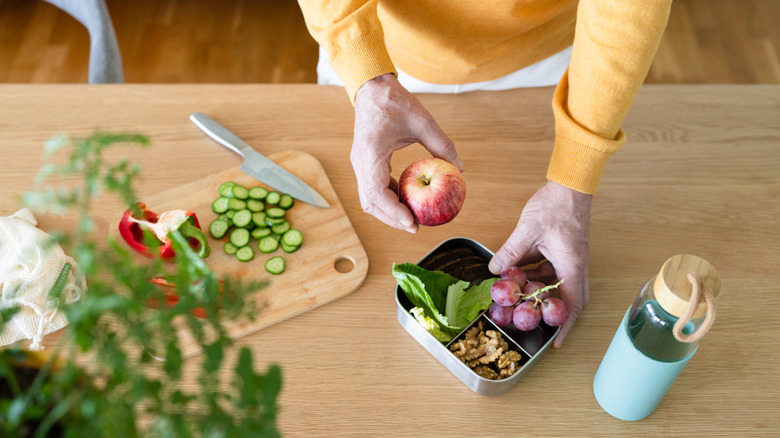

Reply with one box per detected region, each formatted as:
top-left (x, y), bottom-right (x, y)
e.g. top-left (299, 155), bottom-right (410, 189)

top-left (298, 0), bottom-right (672, 194)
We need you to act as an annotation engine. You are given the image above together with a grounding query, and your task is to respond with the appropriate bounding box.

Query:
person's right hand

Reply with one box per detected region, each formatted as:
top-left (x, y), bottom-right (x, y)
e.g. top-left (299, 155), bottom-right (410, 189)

top-left (488, 181), bottom-right (592, 348)
top-left (351, 73), bottom-right (465, 233)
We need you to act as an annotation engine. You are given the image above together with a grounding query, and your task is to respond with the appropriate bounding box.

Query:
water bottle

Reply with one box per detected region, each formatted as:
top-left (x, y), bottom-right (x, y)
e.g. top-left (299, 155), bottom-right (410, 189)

top-left (593, 254), bottom-right (720, 421)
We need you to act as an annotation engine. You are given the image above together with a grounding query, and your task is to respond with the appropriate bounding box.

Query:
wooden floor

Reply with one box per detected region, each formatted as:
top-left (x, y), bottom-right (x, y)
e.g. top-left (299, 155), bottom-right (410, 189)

top-left (1, 0), bottom-right (778, 84)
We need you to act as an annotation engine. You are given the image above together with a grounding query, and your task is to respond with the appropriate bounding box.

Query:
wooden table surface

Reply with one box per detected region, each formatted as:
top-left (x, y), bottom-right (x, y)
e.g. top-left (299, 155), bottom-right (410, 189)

top-left (1, 84), bottom-right (778, 436)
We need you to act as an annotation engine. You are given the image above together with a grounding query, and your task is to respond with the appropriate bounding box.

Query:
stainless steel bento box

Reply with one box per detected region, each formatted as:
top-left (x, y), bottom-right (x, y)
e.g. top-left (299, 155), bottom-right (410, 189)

top-left (395, 237), bottom-right (559, 396)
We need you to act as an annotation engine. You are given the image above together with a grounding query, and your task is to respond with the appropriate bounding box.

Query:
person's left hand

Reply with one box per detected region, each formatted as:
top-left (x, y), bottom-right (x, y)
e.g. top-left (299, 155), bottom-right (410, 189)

top-left (488, 180), bottom-right (592, 348)
top-left (350, 74), bottom-right (465, 234)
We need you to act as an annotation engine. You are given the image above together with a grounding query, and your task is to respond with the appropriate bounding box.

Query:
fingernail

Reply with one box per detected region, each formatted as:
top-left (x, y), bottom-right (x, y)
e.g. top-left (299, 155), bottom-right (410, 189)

top-left (401, 217), bottom-right (413, 228)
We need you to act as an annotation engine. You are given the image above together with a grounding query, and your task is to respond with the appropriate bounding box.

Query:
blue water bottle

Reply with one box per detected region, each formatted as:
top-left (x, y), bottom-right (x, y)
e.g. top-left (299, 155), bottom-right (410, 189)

top-left (593, 254), bottom-right (720, 421)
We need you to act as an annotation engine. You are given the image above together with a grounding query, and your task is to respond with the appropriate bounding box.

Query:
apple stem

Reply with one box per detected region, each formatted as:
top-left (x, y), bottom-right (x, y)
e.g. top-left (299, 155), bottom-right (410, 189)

top-left (420, 175), bottom-right (430, 186)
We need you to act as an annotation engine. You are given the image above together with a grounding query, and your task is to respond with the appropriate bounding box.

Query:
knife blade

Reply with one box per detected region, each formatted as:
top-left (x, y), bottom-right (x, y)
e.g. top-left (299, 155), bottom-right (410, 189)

top-left (189, 112), bottom-right (330, 208)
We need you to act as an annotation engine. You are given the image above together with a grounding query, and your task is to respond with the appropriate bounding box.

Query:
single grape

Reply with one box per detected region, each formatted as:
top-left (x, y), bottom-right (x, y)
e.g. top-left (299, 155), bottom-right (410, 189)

top-left (500, 266), bottom-right (527, 287)
top-left (491, 279), bottom-right (522, 306)
top-left (488, 302), bottom-right (514, 327)
top-left (541, 297), bottom-right (569, 327)
top-left (513, 300), bottom-right (541, 331)
top-left (522, 281), bottom-right (549, 302)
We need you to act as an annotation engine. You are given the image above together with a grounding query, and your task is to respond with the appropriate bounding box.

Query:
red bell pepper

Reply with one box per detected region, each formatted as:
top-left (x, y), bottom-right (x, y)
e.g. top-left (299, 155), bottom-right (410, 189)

top-left (118, 202), bottom-right (210, 259)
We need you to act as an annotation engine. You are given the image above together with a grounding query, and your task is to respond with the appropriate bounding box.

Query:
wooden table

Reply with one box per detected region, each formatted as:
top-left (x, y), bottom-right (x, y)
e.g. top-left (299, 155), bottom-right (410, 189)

top-left (1, 84), bottom-right (778, 436)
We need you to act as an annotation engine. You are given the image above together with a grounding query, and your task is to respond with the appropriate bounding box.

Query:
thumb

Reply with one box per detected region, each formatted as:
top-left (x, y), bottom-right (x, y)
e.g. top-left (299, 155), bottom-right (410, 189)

top-left (417, 125), bottom-right (465, 172)
top-left (488, 232), bottom-right (538, 275)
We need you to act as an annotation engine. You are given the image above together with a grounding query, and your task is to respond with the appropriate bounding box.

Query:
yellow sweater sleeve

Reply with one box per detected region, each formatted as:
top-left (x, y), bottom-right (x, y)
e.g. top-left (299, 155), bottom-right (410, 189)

top-left (297, 0), bottom-right (397, 102)
top-left (547, 0), bottom-right (672, 194)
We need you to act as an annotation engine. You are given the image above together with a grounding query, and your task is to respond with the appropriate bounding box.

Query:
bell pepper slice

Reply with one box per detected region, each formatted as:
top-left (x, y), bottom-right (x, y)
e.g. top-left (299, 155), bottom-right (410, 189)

top-left (176, 219), bottom-right (211, 258)
top-left (118, 202), bottom-right (210, 259)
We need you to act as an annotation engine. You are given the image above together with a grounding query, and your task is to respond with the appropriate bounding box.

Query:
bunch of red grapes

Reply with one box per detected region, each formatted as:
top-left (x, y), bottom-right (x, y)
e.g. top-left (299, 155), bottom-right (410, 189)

top-left (488, 267), bottom-right (569, 331)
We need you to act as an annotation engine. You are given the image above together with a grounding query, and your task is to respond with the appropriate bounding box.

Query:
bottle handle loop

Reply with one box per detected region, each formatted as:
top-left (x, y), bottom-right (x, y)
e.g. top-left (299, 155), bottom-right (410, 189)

top-left (673, 273), bottom-right (717, 343)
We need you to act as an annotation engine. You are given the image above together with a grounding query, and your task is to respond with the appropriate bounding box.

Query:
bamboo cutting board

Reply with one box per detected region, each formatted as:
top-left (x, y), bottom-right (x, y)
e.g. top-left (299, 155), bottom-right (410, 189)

top-left (125, 150), bottom-right (368, 358)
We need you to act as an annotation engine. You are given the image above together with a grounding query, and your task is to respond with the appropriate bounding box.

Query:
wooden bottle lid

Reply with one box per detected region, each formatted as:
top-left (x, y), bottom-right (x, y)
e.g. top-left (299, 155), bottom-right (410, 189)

top-left (653, 254), bottom-right (721, 319)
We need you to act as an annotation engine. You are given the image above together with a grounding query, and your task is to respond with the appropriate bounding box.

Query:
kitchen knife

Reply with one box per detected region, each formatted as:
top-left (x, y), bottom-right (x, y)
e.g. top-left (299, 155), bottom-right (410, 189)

top-left (190, 112), bottom-right (330, 208)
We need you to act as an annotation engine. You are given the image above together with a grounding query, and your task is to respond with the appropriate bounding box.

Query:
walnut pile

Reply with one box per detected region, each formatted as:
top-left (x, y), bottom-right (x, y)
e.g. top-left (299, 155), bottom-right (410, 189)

top-left (448, 320), bottom-right (524, 380)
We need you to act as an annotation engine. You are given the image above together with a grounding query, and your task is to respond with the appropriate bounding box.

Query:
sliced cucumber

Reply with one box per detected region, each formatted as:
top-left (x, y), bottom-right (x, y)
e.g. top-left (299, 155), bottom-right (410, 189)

top-left (219, 181), bottom-right (236, 198)
top-left (278, 194), bottom-right (295, 209)
top-left (232, 184), bottom-right (249, 200)
top-left (211, 197), bottom-right (230, 214)
top-left (265, 207), bottom-right (286, 219)
top-left (224, 241), bottom-right (239, 255)
top-left (217, 214), bottom-right (233, 228)
top-left (229, 228), bottom-right (250, 247)
top-left (212, 181), bottom-right (302, 271)
top-left (209, 219), bottom-right (230, 239)
top-left (251, 227), bottom-right (272, 239)
top-left (281, 229), bottom-right (303, 247)
top-left (265, 191), bottom-right (281, 205)
top-left (248, 186), bottom-right (268, 200)
top-left (265, 256), bottom-right (285, 275)
top-left (264, 216), bottom-right (286, 227)
top-left (232, 209), bottom-right (252, 228)
top-left (236, 246), bottom-right (254, 262)
top-left (271, 221), bottom-right (291, 235)
top-left (251, 212), bottom-right (267, 228)
top-left (246, 199), bottom-right (264, 212)
top-left (281, 242), bottom-right (299, 253)
top-left (258, 236), bottom-right (279, 253)
top-left (228, 198), bottom-right (247, 211)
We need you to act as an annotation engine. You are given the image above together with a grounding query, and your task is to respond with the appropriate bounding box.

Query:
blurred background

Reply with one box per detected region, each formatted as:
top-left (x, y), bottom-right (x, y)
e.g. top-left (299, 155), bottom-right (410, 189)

top-left (0, 0), bottom-right (778, 84)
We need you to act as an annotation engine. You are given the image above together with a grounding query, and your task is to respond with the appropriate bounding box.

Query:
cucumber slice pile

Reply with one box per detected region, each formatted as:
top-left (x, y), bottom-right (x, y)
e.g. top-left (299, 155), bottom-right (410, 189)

top-left (209, 181), bottom-right (303, 273)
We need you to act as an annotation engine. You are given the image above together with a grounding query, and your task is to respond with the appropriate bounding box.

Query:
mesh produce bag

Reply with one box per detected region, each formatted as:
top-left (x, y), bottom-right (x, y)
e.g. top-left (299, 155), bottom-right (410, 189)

top-left (0, 208), bottom-right (85, 350)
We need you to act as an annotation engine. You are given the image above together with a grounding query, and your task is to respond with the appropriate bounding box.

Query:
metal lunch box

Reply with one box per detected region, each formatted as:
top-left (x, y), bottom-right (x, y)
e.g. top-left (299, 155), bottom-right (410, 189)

top-left (395, 237), bottom-right (559, 396)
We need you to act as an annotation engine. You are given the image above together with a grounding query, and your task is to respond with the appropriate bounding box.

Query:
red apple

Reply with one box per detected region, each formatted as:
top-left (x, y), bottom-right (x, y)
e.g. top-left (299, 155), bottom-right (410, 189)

top-left (398, 157), bottom-right (466, 226)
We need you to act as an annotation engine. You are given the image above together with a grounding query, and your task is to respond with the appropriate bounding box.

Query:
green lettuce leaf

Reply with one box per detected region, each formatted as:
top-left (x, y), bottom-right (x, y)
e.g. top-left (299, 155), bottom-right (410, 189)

top-left (392, 263), bottom-right (460, 331)
top-left (393, 263), bottom-right (497, 341)
top-left (410, 307), bottom-right (452, 343)
top-left (445, 277), bottom-right (498, 329)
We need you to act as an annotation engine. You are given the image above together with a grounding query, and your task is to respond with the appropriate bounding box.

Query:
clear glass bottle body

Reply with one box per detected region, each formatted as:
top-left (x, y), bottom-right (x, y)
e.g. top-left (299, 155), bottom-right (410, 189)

top-left (626, 276), bottom-right (705, 362)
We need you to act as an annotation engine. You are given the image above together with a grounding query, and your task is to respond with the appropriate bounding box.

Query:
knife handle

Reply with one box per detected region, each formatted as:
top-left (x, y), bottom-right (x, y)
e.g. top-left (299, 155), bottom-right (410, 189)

top-left (189, 112), bottom-right (253, 158)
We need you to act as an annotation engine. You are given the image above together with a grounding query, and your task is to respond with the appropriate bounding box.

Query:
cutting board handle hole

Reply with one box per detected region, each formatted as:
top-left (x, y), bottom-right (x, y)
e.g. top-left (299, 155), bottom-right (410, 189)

top-left (334, 256), bottom-right (355, 274)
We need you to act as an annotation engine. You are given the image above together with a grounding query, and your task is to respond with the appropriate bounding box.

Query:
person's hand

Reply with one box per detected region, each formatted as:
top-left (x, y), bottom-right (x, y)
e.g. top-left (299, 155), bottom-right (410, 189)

top-left (488, 180), bottom-right (592, 348)
top-left (351, 73), bottom-right (465, 233)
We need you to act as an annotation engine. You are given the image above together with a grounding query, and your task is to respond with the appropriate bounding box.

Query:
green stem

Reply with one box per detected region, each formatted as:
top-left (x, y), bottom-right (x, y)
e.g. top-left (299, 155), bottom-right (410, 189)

top-left (34, 396), bottom-right (74, 438)
top-left (525, 279), bottom-right (565, 302)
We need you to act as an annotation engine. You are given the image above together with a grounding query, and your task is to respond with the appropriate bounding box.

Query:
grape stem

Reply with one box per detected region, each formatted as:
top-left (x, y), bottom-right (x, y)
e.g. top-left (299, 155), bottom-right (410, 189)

top-left (524, 279), bottom-right (565, 303)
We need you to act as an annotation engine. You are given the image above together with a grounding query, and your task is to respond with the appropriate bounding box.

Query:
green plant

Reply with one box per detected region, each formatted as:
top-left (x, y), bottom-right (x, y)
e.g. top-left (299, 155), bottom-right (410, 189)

top-left (0, 132), bottom-right (282, 437)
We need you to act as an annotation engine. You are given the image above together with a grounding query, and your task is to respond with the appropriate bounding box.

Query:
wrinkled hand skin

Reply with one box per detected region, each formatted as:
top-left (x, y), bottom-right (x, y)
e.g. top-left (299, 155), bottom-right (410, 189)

top-left (488, 181), bottom-right (592, 348)
top-left (351, 74), bottom-right (465, 233)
